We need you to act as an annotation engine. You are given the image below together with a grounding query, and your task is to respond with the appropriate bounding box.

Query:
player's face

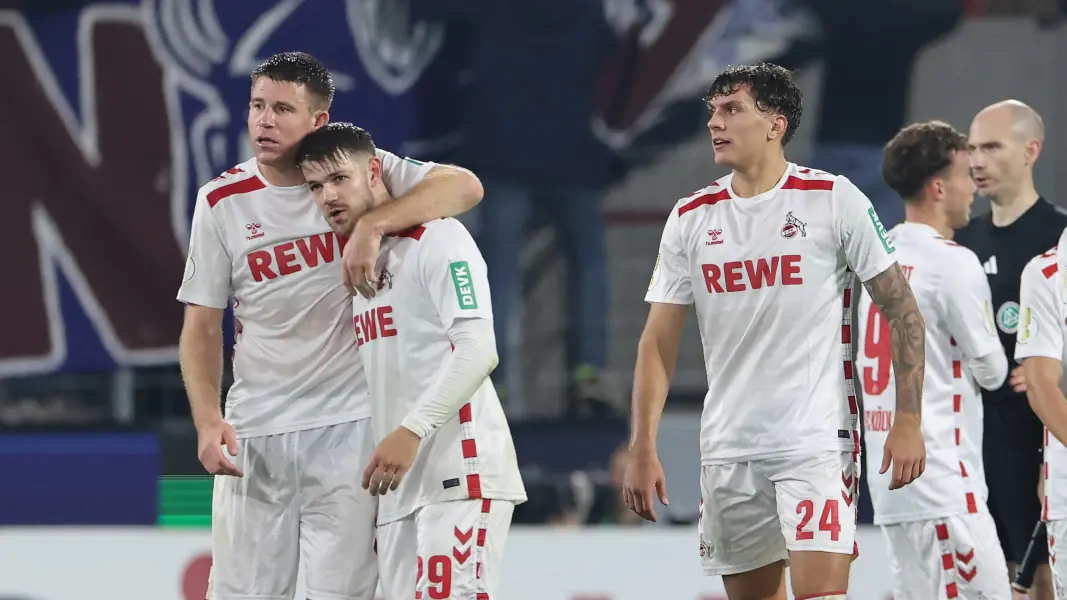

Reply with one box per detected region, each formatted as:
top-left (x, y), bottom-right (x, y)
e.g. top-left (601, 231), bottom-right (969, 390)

top-left (940, 150), bottom-right (977, 230)
top-left (967, 111), bottom-right (1027, 200)
top-left (248, 77), bottom-right (328, 168)
top-left (706, 86), bottom-right (782, 169)
top-left (301, 152), bottom-right (382, 237)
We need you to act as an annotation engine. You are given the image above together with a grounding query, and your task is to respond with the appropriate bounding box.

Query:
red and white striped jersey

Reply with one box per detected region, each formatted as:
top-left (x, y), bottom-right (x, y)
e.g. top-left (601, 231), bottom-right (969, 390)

top-left (1015, 239), bottom-right (1067, 521)
top-left (176, 151), bottom-right (433, 438)
top-left (353, 218), bottom-right (526, 525)
top-left (858, 223), bottom-right (1001, 525)
top-left (646, 163), bottom-right (896, 465)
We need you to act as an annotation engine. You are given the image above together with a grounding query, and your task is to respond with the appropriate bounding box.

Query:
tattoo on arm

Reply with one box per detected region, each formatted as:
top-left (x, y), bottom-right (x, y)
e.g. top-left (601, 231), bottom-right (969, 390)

top-left (863, 263), bottom-right (926, 415)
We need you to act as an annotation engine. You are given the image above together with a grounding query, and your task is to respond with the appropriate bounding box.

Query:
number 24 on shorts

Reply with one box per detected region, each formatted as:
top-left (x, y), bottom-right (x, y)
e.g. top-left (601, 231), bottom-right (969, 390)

top-left (796, 498), bottom-right (842, 542)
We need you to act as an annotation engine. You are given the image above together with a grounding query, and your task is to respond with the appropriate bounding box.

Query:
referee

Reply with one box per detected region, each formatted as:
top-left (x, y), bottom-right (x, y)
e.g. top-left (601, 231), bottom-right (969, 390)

top-left (956, 100), bottom-right (1067, 600)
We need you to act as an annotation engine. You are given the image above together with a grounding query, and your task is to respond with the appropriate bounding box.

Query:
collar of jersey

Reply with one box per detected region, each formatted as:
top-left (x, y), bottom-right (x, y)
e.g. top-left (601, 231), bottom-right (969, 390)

top-left (252, 160), bottom-right (310, 195)
top-left (892, 221), bottom-right (940, 239)
top-left (725, 162), bottom-right (795, 204)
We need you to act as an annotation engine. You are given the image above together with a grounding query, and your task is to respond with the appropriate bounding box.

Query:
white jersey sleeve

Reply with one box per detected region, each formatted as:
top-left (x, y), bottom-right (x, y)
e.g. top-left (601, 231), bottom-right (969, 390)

top-left (942, 250), bottom-right (1002, 360)
top-left (645, 206), bottom-right (693, 305)
top-left (1016, 254), bottom-right (1063, 362)
top-left (831, 177), bottom-right (897, 282)
top-left (376, 149), bottom-right (435, 197)
top-left (176, 191), bottom-right (232, 309)
top-left (418, 219), bottom-right (494, 328)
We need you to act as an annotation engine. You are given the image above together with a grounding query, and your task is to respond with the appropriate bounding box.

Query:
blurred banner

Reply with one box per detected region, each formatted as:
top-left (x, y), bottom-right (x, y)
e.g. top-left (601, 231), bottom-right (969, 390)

top-left (0, 0), bottom-right (797, 377)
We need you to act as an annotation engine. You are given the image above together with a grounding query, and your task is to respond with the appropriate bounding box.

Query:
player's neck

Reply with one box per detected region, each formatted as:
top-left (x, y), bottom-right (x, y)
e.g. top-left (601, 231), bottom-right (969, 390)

top-left (903, 204), bottom-right (952, 239)
top-left (990, 182), bottom-right (1040, 227)
top-left (730, 154), bottom-right (788, 198)
top-left (257, 160), bottom-right (307, 188)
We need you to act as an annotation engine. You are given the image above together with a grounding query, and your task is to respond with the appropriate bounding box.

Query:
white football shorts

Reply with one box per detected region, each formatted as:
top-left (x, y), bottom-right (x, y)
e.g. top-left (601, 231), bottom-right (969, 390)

top-left (698, 450), bottom-right (859, 576)
top-left (882, 509), bottom-right (1010, 599)
top-left (377, 498), bottom-right (515, 600)
top-left (208, 418), bottom-right (378, 600)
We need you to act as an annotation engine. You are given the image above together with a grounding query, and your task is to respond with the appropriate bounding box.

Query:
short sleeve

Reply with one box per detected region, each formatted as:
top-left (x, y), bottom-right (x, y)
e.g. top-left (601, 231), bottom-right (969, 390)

top-left (942, 251), bottom-right (1001, 360)
top-left (832, 177), bottom-right (897, 282)
top-left (418, 219), bottom-right (493, 329)
top-left (176, 192), bottom-right (232, 309)
top-left (1016, 257), bottom-right (1064, 362)
top-left (377, 149), bottom-right (436, 197)
top-left (645, 208), bottom-right (693, 305)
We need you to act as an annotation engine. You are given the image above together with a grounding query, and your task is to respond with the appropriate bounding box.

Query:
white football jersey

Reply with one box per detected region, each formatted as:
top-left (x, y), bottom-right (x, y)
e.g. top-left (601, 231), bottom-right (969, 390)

top-left (176, 150), bottom-right (433, 438)
top-left (857, 223), bottom-right (1001, 525)
top-left (1015, 239), bottom-right (1067, 520)
top-left (354, 218), bottom-right (526, 525)
top-left (646, 163), bottom-right (896, 465)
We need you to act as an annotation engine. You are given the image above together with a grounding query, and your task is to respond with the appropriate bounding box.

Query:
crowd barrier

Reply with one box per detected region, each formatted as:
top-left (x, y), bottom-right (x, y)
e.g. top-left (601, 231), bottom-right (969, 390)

top-left (0, 526), bottom-right (896, 600)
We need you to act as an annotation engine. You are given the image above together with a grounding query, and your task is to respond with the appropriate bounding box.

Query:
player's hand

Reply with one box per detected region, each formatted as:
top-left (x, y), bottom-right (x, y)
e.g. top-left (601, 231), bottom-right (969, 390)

top-left (622, 448), bottom-right (669, 522)
top-left (196, 419), bottom-right (243, 477)
top-left (1039, 474), bottom-right (1046, 502)
top-left (362, 426), bottom-right (421, 496)
top-left (343, 217), bottom-right (384, 299)
top-left (1010, 365), bottom-right (1027, 393)
top-left (880, 412), bottom-right (926, 490)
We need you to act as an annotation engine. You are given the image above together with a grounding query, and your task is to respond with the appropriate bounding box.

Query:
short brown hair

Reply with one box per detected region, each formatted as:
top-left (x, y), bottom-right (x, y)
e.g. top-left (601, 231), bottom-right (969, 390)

top-left (882, 121), bottom-right (968, 200)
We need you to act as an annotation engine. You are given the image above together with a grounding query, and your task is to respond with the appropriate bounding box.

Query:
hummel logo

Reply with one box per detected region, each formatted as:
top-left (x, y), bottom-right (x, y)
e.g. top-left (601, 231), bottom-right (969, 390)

top-left (983, 255), bottom-right (998, 275)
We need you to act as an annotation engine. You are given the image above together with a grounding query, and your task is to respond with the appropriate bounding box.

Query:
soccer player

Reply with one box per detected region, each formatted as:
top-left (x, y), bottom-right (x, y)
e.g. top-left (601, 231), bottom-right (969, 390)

top-left (176, 53), bottom-right (484, 600)
top-left (1016, 234), bottom-right (1067, 600)
top-left (296, 122), bottom-right (526, 600)
top-left (623, 63), bottom-right (927, 600)
top-left (955, 100), bottom-right (1067, 599)
top-left (858, 121), bottom-right (1010, 599)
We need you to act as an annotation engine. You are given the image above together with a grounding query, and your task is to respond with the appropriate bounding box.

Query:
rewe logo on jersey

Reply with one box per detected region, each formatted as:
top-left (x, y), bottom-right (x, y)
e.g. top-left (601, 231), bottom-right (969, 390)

top-left (701, 255), bottom-right (803, 294)
top-left (354, 305), bottom-right (397, 347)
top-left (246, 233), bottom-right (346, 282)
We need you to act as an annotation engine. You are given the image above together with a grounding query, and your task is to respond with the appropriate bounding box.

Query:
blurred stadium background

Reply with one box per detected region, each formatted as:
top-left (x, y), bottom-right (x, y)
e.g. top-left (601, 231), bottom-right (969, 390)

top-left (3, 0), bottom-right (1067, 598)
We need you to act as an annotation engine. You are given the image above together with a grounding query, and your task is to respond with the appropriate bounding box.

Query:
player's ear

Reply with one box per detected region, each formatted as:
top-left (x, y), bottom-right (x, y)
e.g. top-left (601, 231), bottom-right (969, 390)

top-left (368, 155), bottom-right (384, 187)
top-left (313, 109), bottom-right (330, 129)
top-left (930, 177), bottom-right (946, 201)
top-left (1026, 139), bottom-right (1043, 167)
top-left (768, 114), bottom-right (787, 142)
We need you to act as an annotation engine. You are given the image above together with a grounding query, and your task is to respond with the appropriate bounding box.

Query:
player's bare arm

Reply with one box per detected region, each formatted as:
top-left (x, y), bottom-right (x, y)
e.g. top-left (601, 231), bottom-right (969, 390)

top-left (863, 263), bottom-right (927, 489)
top-left (344, 165), bottom-right (484, 298)
top-left (179, 304), bottom-right (242, 477)
top-left (1023, 357), bottom-right (1067, 447)
top-left (624, 302), bottom-right (686, 522)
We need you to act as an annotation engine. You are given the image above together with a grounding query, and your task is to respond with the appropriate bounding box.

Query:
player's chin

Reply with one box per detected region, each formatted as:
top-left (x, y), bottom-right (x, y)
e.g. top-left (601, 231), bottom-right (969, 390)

top-left (711, 150), bottom-right (736, 167)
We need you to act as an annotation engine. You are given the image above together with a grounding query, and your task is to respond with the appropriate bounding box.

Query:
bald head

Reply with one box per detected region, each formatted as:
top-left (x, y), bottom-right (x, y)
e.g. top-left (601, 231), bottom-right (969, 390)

top-left (968, 100), bottom-right (1043, 201)
top-left (974, 99), bottom-right (1044, 143)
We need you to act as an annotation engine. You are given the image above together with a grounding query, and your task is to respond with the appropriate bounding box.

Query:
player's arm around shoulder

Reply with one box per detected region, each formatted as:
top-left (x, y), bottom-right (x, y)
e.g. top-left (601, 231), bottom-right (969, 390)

top-left (345, 151), bottom-right (483, 298)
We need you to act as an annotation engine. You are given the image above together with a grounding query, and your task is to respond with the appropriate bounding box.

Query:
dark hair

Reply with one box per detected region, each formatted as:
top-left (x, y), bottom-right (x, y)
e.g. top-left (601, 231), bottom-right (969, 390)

top-left (251, 52), bottom-right (335, 109)
top-left (706, 63), bottom-right (803, 145)
top-left (882, 121), bottom-right (968, 200)
top-left (295, 122), bottom-right (377, 167)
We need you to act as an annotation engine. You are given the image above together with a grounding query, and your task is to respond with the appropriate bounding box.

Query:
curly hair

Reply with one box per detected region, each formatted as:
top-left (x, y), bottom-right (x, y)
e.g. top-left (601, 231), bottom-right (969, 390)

top-left (882, 121), bottom-right (968, 200)
top-left (706, 63), bottom-right (803, 145)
